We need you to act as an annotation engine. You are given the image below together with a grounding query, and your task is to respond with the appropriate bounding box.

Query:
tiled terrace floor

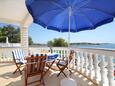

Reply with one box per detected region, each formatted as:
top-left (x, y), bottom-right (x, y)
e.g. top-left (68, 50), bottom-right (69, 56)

top-left (0, 63), bottom-right (97, 86)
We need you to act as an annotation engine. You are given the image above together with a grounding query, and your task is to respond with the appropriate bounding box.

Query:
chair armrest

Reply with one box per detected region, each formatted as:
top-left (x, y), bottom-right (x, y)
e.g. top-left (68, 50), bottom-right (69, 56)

top-left (15, 59), bottom-right (21, 61)
top-left (57, 56), bottom-right (66, 62)
top-left (57, 60), bottom-right (67, 66)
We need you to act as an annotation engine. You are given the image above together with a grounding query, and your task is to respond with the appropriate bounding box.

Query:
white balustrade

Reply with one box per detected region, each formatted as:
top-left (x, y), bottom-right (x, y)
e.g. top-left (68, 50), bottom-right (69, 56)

top-left (76, 51), bottom-right (80, 71)
top-left (84, 52), bottom-right (89, 75)
top-left (79, 52), bottom-right (84, 73)
top-left (0, 47), bottom-right (115, 86)
top-left (60, 50), bottom-right (63, 58)
top-left (107, 56), bottom-right (114, 86)
top-left (94, 54), bottom-right (100, 83)
top-left (88, 53), bottom-right (93, 79)
top-left (70, 51), bottom-right (76, 69)
top-left (63, 50), bottom-right (66, 57)
top-left (100, 55), bottom-right (108, 86)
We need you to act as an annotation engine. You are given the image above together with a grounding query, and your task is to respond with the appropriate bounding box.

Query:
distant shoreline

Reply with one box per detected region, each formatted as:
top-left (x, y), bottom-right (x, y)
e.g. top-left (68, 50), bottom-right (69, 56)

top-left (0, 42), bottom-right (115, 51)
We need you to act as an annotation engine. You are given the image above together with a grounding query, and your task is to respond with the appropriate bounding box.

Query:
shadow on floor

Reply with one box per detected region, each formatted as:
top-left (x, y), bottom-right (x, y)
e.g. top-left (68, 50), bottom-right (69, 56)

top-left (0, 63), bottom-right (97, 86)
top-left (0, 63), bottom-right (14, 67)
top-left (0, 72), bottom-right (21, 80)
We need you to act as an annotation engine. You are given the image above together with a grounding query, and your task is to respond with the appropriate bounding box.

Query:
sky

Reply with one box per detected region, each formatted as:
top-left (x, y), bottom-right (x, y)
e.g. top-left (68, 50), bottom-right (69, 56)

top-left (0, 19), bottom-right (115, 44)
top-left (28, 19), bottom-right (115, 44)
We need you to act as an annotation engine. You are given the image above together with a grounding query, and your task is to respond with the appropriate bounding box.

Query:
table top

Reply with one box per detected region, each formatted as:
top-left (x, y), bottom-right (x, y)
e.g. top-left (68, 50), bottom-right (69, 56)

top-left (46, 53), bottom-right (59, 61)
top-left (30, 53), bottom-right (59, 61)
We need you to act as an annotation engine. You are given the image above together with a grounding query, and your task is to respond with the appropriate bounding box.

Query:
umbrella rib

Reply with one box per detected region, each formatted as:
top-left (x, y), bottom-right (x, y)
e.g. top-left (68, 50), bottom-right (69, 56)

top-left (72, 14), bottom-right (94, 31)
top-left (78, 13), bottom-right (94, 27)
top-left (72, 0), bottom-right (90, 9)
top-left (73, 11), bottom-right (94, 28)
top-left (36, 8), bottom-right (63, 20)
top-left (38, 9), bottom-right (68, 30)
top-left (51, 1), bottom-right (65, 10)
top-left (71, 15), bottom-right (78, 32)
top-left (64, 0), bottom-right (68, 7)
top-left (35, 1), bottom-right (67, 19)
top-left (82, 7), bottom-right (114, 17)
top-left (47, 10), bottom-right (68, 29)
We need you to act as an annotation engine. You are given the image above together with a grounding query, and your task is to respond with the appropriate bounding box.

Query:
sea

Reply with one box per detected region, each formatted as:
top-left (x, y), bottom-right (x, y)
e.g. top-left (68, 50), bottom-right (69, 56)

top-left (71, 43), bottom-right (115, 50)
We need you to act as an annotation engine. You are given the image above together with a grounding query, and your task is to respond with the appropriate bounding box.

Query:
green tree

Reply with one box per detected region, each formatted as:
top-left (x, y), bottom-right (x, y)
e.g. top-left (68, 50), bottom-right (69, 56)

top-left (0, 25), bottom-right (33, 45)
top-left (47, 38), bottom-right (68, 47)
top-left (47, 40), bottom-right (53, 47)
top-left (29, 36), bottom-right (33, 45)
top-left (0, 25), bottom-right (20, 43)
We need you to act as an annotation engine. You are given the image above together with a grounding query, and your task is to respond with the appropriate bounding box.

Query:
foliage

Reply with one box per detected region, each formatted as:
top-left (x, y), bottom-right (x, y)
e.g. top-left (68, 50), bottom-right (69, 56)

top-left (47, 40), bottom-right (53, 47)
top-left (0, 25), bottom-right (20, 43)
top-left (29, 36), bottom-right (33, 45)
top-left (0, 25), bottom-right (33, 45)
top-left (47, 38), bottom-right (68, 47)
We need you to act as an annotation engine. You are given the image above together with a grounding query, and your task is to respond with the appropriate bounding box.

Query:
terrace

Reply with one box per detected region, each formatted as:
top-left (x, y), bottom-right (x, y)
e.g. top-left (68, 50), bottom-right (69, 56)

top-left (0, 0), bottom-right (115, 86)
top-left (0, 47), bottom-right (115, 86)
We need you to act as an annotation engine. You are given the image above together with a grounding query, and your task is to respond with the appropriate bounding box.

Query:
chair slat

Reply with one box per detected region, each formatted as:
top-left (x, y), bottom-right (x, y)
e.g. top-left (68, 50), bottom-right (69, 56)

top-left (25, 55), bottom-right (46, 86)
top-left (12, 49), bottom-right (26, 74)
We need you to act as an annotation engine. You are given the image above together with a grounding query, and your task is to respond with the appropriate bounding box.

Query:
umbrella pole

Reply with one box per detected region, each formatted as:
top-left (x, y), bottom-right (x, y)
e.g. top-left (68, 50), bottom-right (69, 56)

top-left (60, 7), bottom-right (77, 86)
top-left (67, 6), bottom-right (71, 77)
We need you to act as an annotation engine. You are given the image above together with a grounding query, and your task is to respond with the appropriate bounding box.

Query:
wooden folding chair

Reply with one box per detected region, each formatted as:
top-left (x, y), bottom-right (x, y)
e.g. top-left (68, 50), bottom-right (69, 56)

top-left (56, 50), bottom-right (74, 77)
top-left (24, 55), bottom-right (47, 86)
top-left (12, 49), bottom-right (26, 74)
top-left (45, 53), bottom-right (59, 74)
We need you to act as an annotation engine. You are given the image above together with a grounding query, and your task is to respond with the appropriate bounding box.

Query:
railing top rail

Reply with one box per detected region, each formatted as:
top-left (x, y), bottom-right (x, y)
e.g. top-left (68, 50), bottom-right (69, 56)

top-left (29, 47), bottom-right (115, 57)
top-left (74, 48), bottom-right (115, 57)
top-left (0, 46), bottom-right (115, 57)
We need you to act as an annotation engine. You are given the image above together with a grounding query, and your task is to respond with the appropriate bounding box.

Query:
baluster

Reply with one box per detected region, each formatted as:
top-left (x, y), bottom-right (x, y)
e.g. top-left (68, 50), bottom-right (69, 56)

top-left (1, 53), bottom-right (4, 62)
top-left (65, 50), bottom-right (68, 59)
top-left (100, 55), bottom-right (107, 86)
top-left (89, 53), bottom-right (93, 79)
top-left (84, 52), bottom-right (88, 75)
top-left (63, 50), bottom-right (66, 58)
top-left (3, 53), bottom-right (5, 62)
top-left (107, 56), bottom-right (114, 86)
top-left (67, 50), bottom-right (70, 57)
top-left (60, 50), bottom-right (63, 58)
top-left (58, 50), bottom-right (60, 54)
top-left (56, 49), bottom-right (58, 53)
top-left (76, 51), bottom-right (80, 71)
top-left (71, 51), bottom-right (76, 69)
top-left (94, 54), bottom-right (100, 83)
top-left (80, 52), bottom-right (84, 73)
top-left (53, 49), bottom-right (55, 53)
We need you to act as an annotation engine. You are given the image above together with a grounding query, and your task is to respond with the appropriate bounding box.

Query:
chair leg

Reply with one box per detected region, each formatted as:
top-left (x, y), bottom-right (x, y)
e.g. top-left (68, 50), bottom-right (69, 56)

top-left (45, 60), bottom-right (55, 75)
top-left (57, 65), bottom-right (67, 77)
top-left (40, 73), bottom-right (45, 86)
top-left (61, 70), bottom-right (67, 77)
top-left (69, 69), bottom-right (72, 74)
top-left (13, 64), bottom-right (22, 74)
top-left (24, 70), bottom-right (28, 86)
top-left (57, 71), bottom-right (62, 77)
top-left (57, 70), bottom-right (67, 77)
top-left (25, 78), bottom-right (27, 86)
top-left (66, 67), bottom-right (72, 75)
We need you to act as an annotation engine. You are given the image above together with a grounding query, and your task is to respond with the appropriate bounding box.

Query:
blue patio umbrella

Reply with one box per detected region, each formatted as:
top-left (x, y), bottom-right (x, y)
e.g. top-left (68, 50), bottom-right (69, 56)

top-left (26, 0), bottom-right (115, 32)
top-left (26, 0), bottom-right (115, 46)
top-left (26, 0), bottom-right (115, 85)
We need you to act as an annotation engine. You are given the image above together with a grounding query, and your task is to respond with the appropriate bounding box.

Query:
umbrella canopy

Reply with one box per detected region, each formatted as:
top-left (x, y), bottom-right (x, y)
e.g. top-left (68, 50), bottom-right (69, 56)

top-left (26, 0), bottom-right (115, 32)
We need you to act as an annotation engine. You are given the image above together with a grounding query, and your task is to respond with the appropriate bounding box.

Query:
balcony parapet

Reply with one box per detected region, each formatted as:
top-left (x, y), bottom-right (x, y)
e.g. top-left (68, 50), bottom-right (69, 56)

top-left (0, 47), bottom-right (115, 86)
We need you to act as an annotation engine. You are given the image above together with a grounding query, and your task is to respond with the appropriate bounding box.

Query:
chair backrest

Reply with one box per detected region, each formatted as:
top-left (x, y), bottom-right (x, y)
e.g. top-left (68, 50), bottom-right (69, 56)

top-left (25, 55), bottom-right (46, 75)
top-left (66, 50), bottom-right (75, 63)
top-left (12, 49), bottom-right (25, 63)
